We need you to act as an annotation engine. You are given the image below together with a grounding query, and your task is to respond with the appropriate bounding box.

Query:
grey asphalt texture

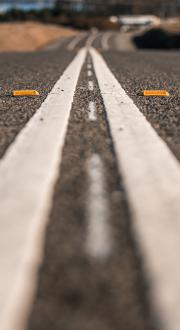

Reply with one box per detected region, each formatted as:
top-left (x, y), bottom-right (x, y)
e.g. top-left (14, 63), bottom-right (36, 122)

top-left (102, 50), bottom-right (180, 160)
top-left (28, 54), bottom-right (155, 330)
top-left (0, 49), bottom-right (75, 158)
top-left (1, 33), bottom-right (180, 330)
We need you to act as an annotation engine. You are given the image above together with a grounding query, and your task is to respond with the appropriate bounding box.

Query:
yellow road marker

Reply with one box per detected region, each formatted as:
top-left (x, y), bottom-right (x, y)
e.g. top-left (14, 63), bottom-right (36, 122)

top-left (12, 90), bottom-right (39, 97)
top-left (143, 90), bottom-right (169, 96)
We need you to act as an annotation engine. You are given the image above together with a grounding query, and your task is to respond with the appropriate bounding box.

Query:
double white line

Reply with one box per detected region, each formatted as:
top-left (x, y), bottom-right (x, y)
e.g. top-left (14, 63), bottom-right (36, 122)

top-left (0, 49), bottom-right (86, 330)
top-left (1, 46), bottom-right (180, 330)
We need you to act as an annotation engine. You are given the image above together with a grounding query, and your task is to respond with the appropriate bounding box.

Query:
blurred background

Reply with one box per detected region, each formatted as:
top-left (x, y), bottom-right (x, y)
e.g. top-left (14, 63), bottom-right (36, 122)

top-left (0, 0), bottom-right (179, 51)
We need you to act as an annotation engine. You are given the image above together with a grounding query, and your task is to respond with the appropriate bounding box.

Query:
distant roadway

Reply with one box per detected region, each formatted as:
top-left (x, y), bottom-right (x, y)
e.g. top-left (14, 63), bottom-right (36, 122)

top-left (0, 32), bottom-right (180, 330)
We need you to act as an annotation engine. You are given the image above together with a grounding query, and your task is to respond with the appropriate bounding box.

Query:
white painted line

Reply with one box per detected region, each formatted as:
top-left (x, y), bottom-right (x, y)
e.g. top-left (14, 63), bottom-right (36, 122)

top-left (86, 154), bottom-right (112, 259)
top-left (44, 37), bottom-right (66, 51)
top-left (101, 32), bottom-right (112, 50)
top-left (0, 48), bottom-right (86, 330)
top-left (88, 80), bottom-right (94, 91)
top-left (87, 70), bottom-right (92, 77)
top-left (86, 33), bottom-right (99, 48)
top-left (87, 64), bottom-right (92, 69)
top-left (88, 101), bottom-right (97, 121)
top-left (67, 33), bottom-right (87, 50)
top-left (91, 47), bottom-right (180, 330)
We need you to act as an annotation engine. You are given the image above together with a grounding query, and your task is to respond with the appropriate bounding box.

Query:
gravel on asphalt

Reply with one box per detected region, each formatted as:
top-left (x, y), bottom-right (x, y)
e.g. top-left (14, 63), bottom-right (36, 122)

top-left (103, 50), bottom-right (180, 160)
top-left (0, 49), bottom-right (75, 158)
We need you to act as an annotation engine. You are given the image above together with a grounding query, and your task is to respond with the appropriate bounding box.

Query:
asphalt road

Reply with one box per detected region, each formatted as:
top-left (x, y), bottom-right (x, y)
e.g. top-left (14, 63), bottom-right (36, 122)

top-left (103, 50), bottom-right (180, 160)
top-left (0, 49), bottom-right (75, 157)
top-left (0, 32), bottom-right (180, 330)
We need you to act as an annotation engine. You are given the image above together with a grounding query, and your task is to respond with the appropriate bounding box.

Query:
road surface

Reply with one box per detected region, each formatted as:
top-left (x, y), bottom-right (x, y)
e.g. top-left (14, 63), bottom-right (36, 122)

top-left (0, 32), bottom-right (180, 330)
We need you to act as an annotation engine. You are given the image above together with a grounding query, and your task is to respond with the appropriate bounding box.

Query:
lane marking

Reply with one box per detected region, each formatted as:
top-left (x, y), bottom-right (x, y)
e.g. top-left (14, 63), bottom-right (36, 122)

top-left (87, 70), bottom-right (92, 77)
top-left (88, 81), bottom-right (94, 91)
top-left (67, 33), bottom-right (87, 51)
top-left (0, 48), bottom-right (86, 330)
top-left (88, 101), bottom-right (97, 121)
top-left (86, 33), bottom-right (99, 48)
top-left (86, 154), bottom-right (112, 259)
top-left (87, 64), bottom-right (92, 69)
top-left (44, 37), bottom-right (66, 51)
top-left (101, 32), bottom-right (112, 50)
top-left (91, 47), bottom-right (180, 330)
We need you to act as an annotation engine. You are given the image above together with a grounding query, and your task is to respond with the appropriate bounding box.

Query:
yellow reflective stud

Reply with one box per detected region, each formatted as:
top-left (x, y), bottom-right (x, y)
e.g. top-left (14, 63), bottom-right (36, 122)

top-left (143, 90), bottom-right (169, 96)
top-left (12, 90), bottom-right (39, 96)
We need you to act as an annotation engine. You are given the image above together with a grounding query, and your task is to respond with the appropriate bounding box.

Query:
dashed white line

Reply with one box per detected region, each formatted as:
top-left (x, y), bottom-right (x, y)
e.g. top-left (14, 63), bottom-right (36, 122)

top-left (87, 64), bottom-right (92, 69)
top-left (88, 81), bottom-right (94, 91)
top-left (67, 33), bottom-right (87, 51)
top-left (88, 101), bottom-right (97, 121)
top-left (86, 33), bottom-right (99, 48)
top-left (86, 154), bottom-right (112, 259)
top-left (91, 47), bottom-right (180, 330)
top-left (87, 70), bottom-right (92, 77)
top-left (0, 48), bottom-right (86, 330)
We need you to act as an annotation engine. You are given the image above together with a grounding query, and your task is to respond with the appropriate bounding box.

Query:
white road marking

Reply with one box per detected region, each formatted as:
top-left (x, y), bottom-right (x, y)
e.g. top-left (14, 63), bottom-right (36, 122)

top-left (101, 32), bottom-right (112, 50)
top-left (67, 33), bottom-right (87, 50)
top-left (44, 37), bottom-right (66, 51)
top-left (91, 47), bottom-right (180, 330)
top-left (86, 154), bottom-right (112, 259)
top-left (88, 80), bottom-right (94, 91)
top-left (88, 101), bottom-right (97, 121)
top-left (87, 64), bottom-right (92, 69)
top-left (86, 33), bottom-right (99, 48)
top-left (0, 48), bottom-right (86, 330)
top-left (87, 70), bottom-right (92, 77)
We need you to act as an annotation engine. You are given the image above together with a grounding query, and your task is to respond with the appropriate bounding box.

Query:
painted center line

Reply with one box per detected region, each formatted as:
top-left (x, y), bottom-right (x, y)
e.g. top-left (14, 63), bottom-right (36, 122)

top-left (87, 70), bottom-right (92, 77)
top-left (67, 33), bottom-right (87, 51)
top-left (86, 154), bottom-right (112, 259)
top-left (91, 47), bottom-right (180, 330)
top-left (0, 48), bottom-right (87, 330)
top-left (87, 64), bottom-right (92, 69)
top-left (88, 81), bottom-right (94, 91)
top-left (88, 101), bottom-right (97, 121)
top-left (86, 33), bottom-right (99, 48)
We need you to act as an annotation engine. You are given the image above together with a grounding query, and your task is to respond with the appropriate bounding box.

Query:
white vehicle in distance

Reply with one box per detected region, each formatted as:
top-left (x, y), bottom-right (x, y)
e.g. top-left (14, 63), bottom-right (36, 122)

top-left (114, 15), bottom-right (161, 31)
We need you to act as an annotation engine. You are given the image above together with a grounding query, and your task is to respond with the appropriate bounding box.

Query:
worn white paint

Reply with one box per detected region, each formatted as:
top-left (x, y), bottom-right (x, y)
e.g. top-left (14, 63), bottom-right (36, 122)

top-left (88, 80), bottom-right (94, 91)
top-left (87, 70), bottom-right (92, 77)
top-left (88, 101), bottom-right (97, 121)
top-left (86, 154), bottom-right (112, 259)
